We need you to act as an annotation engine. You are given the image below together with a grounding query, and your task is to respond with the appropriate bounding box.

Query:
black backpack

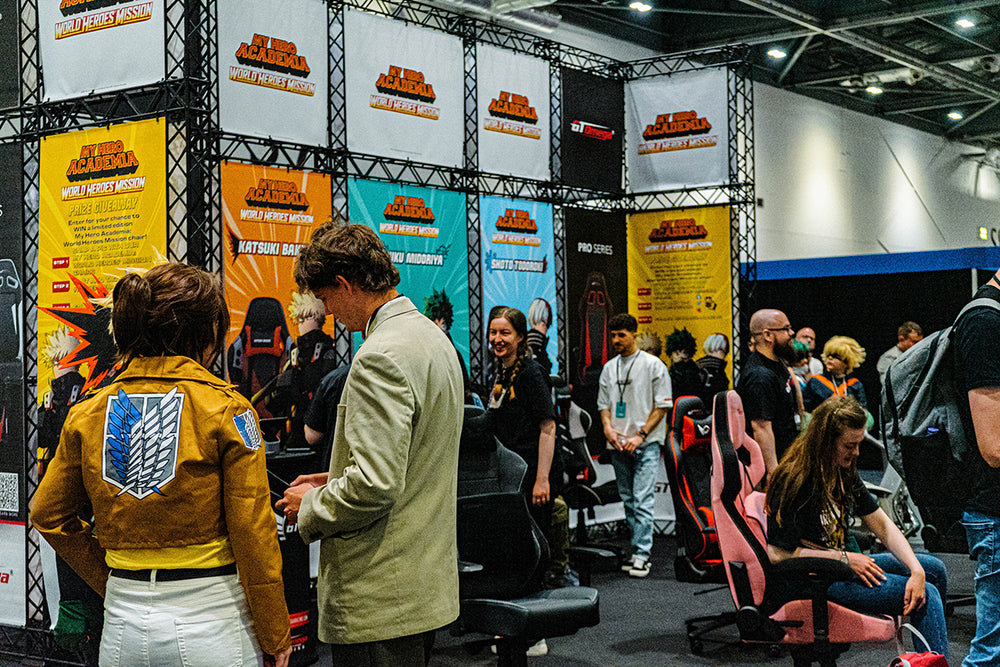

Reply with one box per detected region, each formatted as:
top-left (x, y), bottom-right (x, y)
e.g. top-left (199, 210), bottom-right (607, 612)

top-left (881, 297), bottom-right (1000, 552)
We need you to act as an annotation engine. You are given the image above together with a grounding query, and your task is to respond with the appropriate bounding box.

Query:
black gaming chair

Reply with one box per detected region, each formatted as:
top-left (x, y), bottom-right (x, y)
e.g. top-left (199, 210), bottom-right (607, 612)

top-left (665, 395), bottom-right (725, 584)
top-left (456, 407), bottom-right (600, 666)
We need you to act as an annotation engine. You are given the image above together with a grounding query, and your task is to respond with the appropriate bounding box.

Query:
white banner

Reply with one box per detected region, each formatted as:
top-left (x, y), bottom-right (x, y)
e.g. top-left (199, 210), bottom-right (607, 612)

top-left (476, 45), bottom-right (550, 181)
top-left (218, 0), bottom-right (328, 146)
top-left (0, 521), bottom-right (25, 626)
top-left (39, 0), bottom-right (165, 102)
top-left (344, 9), bottom-right (464, 168)
top-left (625, 68), bottom-right (728, 193)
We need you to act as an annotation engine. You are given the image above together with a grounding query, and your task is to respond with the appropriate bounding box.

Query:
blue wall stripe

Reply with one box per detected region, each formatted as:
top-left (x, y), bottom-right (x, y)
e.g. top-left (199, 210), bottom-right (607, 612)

top-left (746, 246), bottom-right (1000, 281)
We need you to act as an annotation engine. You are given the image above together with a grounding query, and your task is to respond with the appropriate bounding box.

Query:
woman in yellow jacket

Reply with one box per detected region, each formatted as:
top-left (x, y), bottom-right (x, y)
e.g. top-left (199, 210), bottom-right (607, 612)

top-left (31, 263), bottom-right (291, 667)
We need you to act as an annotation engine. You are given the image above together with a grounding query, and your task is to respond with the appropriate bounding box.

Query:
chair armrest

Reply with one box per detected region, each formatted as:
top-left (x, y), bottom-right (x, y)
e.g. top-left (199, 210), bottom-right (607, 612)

top-left (458, 560), bottom-right (484, 574)
top-left (567, 546), bottom-right (617, 564)
top-left (771, 556), bottom-right (854, 585)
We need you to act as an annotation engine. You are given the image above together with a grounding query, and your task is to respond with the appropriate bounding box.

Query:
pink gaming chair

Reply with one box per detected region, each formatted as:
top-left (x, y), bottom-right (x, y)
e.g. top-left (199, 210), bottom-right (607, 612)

top-left (710, 390), bottom-right (896, 666)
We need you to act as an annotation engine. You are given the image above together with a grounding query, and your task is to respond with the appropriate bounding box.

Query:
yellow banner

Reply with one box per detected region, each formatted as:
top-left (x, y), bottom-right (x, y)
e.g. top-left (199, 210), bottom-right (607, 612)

top-left (627, 206), bottom-right (733, 381)
top-left (37, 117), bottom-right (167, 402)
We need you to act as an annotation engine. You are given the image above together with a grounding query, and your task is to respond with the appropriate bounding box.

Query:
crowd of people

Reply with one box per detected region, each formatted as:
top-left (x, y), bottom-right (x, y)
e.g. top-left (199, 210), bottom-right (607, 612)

top-left (29, 213), bottom-right (1000, 666)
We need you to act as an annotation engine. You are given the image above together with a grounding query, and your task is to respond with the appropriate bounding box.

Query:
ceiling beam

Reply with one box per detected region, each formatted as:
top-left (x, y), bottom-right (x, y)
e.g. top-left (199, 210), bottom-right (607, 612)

top-left (782, 48), bottom-right (993, 87)
top-left (776, 34), bottom-right (812, 84)
top-left (735, 0), bottom-right (1000, 100)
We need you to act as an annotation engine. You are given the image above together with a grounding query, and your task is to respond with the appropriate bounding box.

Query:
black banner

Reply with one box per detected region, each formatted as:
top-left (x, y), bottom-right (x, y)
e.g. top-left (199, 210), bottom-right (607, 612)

top-left (564, 209), bottom-right (626, 452)
top-left (0, 1), bottom-right (17, 109)
top-left (0, 142), bottom-right (24, 524)
top-left (561, 68), bottom-right (624, 194)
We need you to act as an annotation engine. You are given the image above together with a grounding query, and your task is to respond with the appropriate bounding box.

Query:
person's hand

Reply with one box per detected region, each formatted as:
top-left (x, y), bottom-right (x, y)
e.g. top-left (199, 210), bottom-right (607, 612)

top-left (604, 428), bottom-right (622, 450)
top-left (264, 646), bottom-right (292, 667)
top-left (275, 482), bottom-right (316, 524)
top-left (623, 435), bottom-right (644, 453)
top-left (845, 551), bottom-right (886, 587)
top-left (903, 570), bottom-right (927, 615)
top-left (532, 478), bottom-right (550, 506)
top-left (290, 472), bottom-right (328, 488)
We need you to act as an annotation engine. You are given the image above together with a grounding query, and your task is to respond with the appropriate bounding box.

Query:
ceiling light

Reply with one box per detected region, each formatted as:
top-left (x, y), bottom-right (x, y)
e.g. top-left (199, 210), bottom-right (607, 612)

top-left (955, 18), bottom-right (975, 29)
top-left (767, 48), bottom-right (787, 60)
top-left (948, 111), bottom-right (964, 120)
top-left (865, 85), bottom-right (883, 95)
top-left (629, 1), bottom-right (652, 11)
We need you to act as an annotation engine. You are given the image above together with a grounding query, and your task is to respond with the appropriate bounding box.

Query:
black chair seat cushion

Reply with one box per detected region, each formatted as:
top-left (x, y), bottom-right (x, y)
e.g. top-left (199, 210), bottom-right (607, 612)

top-left (460, 586), bottom-right (600, 639)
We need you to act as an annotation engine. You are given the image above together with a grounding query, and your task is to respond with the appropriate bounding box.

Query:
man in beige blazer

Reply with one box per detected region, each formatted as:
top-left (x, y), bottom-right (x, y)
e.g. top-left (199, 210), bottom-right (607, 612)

top-left (277, 220), bottom-right (463, 666)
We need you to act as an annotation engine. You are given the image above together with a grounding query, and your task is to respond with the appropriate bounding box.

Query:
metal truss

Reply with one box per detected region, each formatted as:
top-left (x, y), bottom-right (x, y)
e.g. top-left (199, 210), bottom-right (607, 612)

top-left (463, 32), bottom-right (484, 384)
top-left (552, 206), bottom-right (567, 379)
top-left (728, 55), bottom-right (756, 377)
top-left (623, 44), bottom-right (751, 81)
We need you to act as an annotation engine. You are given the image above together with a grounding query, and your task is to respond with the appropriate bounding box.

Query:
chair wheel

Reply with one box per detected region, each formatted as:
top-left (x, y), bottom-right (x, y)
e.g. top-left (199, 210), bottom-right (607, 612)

top-left (767, 643), bottom-right (782, 658)
top-left (689, 639), bottom-right (704, 654)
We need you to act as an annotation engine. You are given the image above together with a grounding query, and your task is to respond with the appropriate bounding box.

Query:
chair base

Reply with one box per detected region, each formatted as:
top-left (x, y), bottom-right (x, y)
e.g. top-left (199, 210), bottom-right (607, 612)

top-left (684, 610), bottom-right (736, 655)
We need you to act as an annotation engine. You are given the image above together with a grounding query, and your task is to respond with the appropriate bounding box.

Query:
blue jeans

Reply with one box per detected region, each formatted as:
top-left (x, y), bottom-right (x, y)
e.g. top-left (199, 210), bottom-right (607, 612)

top-left (610, 442), bottom-right (661, 560)
top-left (963, 510), bottom-right (1000, 667)
top-left (826, 552), bottom-right (948, 659)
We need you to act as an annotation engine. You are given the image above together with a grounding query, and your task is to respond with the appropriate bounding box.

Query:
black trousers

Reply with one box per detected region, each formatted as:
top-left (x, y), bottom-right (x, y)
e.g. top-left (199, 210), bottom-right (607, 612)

top-left (329, 628), bottom-right (437, 667)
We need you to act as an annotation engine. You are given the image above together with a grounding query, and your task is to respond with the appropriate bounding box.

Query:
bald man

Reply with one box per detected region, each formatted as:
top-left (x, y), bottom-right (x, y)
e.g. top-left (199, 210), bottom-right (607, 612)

top-left (795, 327), bottom-right (823, 376)
top-left (737, 309), bottom-right (798, 475)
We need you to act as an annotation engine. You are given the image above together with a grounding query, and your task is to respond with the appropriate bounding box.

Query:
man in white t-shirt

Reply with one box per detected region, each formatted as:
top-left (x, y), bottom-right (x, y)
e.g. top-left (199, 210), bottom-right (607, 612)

top-left (598, 313), bottom-right (673, 578)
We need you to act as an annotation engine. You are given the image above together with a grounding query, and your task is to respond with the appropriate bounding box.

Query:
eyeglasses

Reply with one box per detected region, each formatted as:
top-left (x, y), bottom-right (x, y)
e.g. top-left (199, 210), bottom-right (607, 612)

top-left (757, 325), bottom-right (794, 334)
top-left (826, 352), bottom-right (843, 361)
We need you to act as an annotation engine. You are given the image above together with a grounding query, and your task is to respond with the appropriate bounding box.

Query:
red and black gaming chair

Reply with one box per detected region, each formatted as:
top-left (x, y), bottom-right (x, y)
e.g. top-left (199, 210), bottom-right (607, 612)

top-left (665, 395), bottom-right (725, 584)
top-left (709, 390), bottom-right (896, 666)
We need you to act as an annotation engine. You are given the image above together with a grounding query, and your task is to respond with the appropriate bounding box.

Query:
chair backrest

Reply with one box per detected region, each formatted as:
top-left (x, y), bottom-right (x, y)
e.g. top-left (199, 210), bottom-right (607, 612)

top-left (457, 406), bottom-right (545, 599)
top-left (710, 390), bottom-right (770, 609)
top-left (665, 395), bottom-right (718, 563)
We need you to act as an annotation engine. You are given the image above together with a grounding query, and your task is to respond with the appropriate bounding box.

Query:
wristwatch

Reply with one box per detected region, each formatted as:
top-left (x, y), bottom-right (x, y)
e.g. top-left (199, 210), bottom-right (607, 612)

top-left (840, 550), bottom-right (850, 565)
top-left (637, 428), bottom-right (648, 441)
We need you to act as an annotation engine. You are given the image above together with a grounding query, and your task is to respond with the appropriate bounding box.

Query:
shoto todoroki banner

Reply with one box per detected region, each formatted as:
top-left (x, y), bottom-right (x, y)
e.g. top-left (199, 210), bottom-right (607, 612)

top-left (479, 196), bottom-right (558, 376)
top-left (625, 67), bottom-right (729, 193)
top-left (39, 0), bottom-right (165, 102)
top-left (344, 9), bottom-right (464, 168)
top-left (348, 179), bottom-right (469, 364)
top-left (218, 0), bottom-right (329, 146)
top-left (0, 141), bottom-right (25, 627)
top-left (477, 46), bottom-right (551, 181)
top-left (561, 68), bottom-right (624, 193)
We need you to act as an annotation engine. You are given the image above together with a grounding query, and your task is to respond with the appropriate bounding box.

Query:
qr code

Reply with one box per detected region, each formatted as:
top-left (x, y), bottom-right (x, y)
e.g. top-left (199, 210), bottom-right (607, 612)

top-left (0, 472), bottom-right (17, 513)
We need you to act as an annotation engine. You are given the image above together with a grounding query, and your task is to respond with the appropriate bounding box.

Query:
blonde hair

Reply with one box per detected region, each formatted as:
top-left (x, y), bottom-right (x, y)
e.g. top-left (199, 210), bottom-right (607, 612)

top-left (43, 326), bottom-right (78, 369)
top-left (636, 331), bottom-right (662, 358)
top-left (288, 291), bottom-right (326, 326)
top-left (821, 336), bottom-right (866, 374)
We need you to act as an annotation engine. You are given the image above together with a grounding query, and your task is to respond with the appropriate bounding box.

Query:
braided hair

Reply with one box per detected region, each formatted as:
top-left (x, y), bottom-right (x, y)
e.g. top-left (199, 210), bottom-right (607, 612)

top-left (489, 307), bottom-right (529, 404)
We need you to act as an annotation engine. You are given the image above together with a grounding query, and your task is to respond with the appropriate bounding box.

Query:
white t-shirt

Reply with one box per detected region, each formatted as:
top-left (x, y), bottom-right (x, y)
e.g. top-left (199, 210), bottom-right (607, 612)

top-left (597, 349), bottom-right (673, 444)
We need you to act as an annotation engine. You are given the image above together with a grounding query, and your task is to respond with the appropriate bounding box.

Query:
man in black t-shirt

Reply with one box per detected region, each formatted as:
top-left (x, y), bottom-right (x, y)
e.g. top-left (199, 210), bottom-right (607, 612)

top-left (953, 271), bottom-right (1000, 667)
top-left (736, 309), bottom-right (798, 476)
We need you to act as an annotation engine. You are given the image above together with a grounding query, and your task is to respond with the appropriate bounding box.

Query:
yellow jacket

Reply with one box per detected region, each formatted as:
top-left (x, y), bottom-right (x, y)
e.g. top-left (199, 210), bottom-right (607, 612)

top-left (31, 356), bottom-right (291, 655)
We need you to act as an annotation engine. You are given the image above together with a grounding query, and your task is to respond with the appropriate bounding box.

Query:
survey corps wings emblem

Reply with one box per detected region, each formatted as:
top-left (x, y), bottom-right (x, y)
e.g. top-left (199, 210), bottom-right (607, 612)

top-left (102, 387), bottom-right (184, 499)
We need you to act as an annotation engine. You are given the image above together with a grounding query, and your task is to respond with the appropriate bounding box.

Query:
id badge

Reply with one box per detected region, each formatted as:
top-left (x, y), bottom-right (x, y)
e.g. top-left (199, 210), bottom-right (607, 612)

top-left (615, 401), bottom-right (626, 419)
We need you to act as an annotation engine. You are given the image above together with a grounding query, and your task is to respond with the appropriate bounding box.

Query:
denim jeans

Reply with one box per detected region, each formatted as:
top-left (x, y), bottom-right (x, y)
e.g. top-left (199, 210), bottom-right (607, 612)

top-left (826, 552), bottom-right (948, 659)
top-left (963, 510), bottom-right (1000, 667)
top-left (100, 571), bottom-right (262, 667)
top-left (610, 441), bottom-right (661, 560)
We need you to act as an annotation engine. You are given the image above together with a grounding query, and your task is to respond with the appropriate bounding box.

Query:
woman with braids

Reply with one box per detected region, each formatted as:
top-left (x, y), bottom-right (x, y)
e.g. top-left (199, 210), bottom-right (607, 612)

top-left (487, 306), bottom-right (560, 528)
top-left (32, 263), bottom-right (291, 667)
top-left (765, 396), bottom-right (949, 658)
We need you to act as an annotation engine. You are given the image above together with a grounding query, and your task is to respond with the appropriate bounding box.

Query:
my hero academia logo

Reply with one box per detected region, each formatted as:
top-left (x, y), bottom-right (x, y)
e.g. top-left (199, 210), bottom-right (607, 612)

top-left (230, 33), bottom-right (315, 96)
top-left (55, 0), bottom-right (153, 39)
top-left (492, 209), bottom-right (540, 247)
top-left (65, 140), bottom-right (139, 182)
top-left (648, 218), bottom-right (707, 242)
top-left (638, 110), bottom-right (717, 155)
top-left (380, 196), bottom-right (439, 238)
top-left (484, 91), bottom-right (541, 140)
top-left (370, 66), bottom-right (440, 120)
top-left (235, 33), bottom-right (310, 78)
top-left (244, 179), bottom-right (309, 211)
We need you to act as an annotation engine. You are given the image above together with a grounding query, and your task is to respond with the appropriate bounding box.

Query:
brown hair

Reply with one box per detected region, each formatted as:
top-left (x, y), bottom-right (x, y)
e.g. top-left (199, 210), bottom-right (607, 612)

top-left (294, 216), bottom-right (400, 293)
top-left (111, 263), bottom-right (229, 365)
top-left (765, 396), bottom-right (868, 542)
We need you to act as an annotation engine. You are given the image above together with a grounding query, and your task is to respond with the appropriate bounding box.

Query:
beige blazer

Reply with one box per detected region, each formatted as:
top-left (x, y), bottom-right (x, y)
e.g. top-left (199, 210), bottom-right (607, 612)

top-left (298, 296), bottom-right (464, 644)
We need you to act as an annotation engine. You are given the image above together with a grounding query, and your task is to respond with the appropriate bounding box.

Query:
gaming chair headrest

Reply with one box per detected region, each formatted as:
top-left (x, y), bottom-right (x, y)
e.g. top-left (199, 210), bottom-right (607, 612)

top-left (712, 390), bottom-right (766, 490)
top-left (672, 395), bottom-right (711, 451)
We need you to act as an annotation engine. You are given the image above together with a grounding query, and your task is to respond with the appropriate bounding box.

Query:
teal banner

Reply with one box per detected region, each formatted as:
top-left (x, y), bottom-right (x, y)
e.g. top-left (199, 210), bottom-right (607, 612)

top-left (479, 196), bottom-right (557, 376)
top-left (348, 179), bottom-right (469, 367)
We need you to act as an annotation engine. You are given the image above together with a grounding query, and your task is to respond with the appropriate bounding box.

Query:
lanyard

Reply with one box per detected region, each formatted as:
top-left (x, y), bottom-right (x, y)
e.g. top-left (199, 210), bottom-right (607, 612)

top-left (617, 353), bottom-right (637, 404)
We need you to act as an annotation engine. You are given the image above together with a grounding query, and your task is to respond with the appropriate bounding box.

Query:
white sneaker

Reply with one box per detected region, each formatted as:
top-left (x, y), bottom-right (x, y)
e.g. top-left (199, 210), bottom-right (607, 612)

top-left (620, 555), bottom-right (637, 572)
top-left (527, 639), bottom-right (548, 656)
top-left (628, 557), bottom-right (651, 578)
